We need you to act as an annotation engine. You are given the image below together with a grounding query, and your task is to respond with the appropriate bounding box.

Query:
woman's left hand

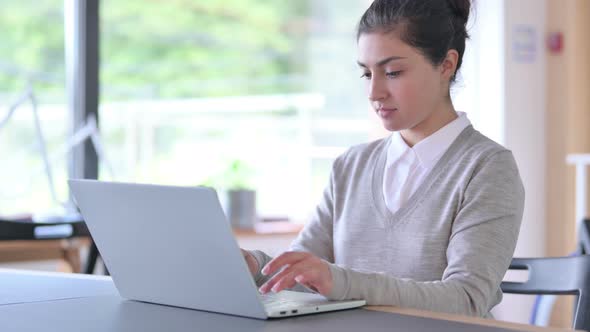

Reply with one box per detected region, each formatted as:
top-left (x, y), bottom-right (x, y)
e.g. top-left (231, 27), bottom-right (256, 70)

top-left (258, 251), bottom-right (333, 296)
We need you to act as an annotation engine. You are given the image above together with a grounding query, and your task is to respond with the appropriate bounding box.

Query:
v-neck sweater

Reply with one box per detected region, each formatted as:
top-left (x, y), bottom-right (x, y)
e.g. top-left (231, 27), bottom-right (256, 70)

top-left (251, 125), bottom-right (525, 317)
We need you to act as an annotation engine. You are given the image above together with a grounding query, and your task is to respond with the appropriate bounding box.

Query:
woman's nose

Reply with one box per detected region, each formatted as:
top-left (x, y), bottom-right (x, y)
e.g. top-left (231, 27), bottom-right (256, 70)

top-left (368, 77), bottom-right (387, 102)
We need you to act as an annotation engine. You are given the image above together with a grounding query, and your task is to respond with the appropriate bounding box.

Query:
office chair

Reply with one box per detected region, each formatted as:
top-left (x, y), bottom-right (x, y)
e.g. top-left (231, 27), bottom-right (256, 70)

top-left (580, 218), bottom-right (590, 255)
top-left (501, 255), bottom-right (590, 331)
top-left (512, 218), bottom-right (590, 327)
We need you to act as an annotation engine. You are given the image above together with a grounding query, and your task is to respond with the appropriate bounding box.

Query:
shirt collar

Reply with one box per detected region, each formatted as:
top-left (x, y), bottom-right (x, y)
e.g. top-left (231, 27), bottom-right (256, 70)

top-left (413, 111), bottom-right (471, 168)
top-left (387, 111), bottom-right (471, 169)
top-left (387, 129), bottom-right (411, 165)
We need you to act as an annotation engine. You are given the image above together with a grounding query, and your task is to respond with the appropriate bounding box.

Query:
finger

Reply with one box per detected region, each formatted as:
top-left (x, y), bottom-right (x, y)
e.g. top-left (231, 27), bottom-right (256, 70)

top-left (240, 249), bottom-right (250, 261)
top-left (241, 249), bottom-right (252, 263)
top-left (295, 270), bottom-right (319, 292)
top-left (269, 269), bottom-right (302, 293)
top-left (259, 259), bottom-right (311, 293)
top-left (261, 251), bottom-right (308, 276)
top-left (241, 251), bottom-right (259, 275)
top-left (294, 270), bottom-right (324, 294)
top-left (259, 265), bottom-right (293, 294)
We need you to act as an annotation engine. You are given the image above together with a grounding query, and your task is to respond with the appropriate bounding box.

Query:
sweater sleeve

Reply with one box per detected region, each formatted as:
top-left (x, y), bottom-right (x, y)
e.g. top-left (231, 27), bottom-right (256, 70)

top-left (326, 151), bottom-right (525, 317)
top-left (248, 250), bottom-right (274, 287)
top-left (288, 154), bottom-right (338, 261)
top-left (248, 155), bottom-right (340, 288)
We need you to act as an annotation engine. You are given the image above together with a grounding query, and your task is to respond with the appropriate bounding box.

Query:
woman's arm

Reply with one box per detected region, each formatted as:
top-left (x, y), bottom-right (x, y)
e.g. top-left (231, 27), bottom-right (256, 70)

top-left (261, 151), bottom-right (524, 317)
top-left (247, 154), bottom-right (341, 288)
top-left (327, 151), bottom-right (525, 316)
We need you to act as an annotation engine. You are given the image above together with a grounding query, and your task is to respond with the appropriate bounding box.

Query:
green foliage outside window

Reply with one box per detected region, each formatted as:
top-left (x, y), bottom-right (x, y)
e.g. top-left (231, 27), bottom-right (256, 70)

top-left (0, 0), bottom-right (309, 101)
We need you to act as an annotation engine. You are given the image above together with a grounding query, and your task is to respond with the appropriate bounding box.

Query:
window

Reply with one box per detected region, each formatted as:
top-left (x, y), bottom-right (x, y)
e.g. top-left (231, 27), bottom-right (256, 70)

top-left (0, 0), bottom-right (69, 216)
top-left (100, 1), bottom-right (370, 221)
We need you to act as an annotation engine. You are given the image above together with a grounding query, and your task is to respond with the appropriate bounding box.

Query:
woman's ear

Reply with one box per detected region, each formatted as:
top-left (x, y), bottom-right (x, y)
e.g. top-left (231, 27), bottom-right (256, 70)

top-left (441, 49), bottom-right (459, 82)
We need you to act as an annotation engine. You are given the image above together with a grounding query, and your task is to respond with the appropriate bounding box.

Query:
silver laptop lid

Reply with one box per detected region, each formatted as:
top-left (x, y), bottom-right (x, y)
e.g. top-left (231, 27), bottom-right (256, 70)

top-left (68, 179), bottom-right (267, 319)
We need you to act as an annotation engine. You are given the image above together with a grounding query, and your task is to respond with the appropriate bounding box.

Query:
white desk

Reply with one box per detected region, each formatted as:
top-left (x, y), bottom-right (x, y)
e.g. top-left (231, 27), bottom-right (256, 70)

top-left (0, 269), bottom-right (579, 332)
top-left (0, 269), bottom-right (116, 305)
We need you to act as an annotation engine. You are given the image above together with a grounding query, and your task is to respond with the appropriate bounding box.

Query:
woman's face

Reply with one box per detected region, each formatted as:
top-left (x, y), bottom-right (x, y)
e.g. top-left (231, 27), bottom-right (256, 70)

top-left (357, 31), bottom-right (450, 133)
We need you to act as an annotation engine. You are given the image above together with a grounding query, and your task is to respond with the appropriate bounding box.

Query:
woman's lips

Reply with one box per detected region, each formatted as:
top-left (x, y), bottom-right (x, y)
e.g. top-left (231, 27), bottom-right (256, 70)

top-left (377, 107), bottom-right (397, 118)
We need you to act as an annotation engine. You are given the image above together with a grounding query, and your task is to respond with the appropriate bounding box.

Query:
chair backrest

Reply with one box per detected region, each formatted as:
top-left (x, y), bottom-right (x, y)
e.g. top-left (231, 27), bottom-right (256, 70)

top-left (581, 219), bottom-right (590, 254)
top-left (501, 255), bottom-right (590, 331)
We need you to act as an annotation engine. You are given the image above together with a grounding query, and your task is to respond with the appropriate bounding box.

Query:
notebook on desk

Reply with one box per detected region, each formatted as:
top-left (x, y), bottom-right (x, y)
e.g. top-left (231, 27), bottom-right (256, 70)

top-left (68, 179), bottom-right (365, 319)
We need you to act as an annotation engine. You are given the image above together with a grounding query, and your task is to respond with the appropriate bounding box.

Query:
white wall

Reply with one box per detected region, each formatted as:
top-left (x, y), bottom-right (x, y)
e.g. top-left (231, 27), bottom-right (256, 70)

top-left (453, 0), bottom-right (505, 144)
top-left (457, 0), bottom-right (547, 324)
top-left (503, 0), bottom-right (547, 258)
top-left (498, 0), bottom-right (547, 324)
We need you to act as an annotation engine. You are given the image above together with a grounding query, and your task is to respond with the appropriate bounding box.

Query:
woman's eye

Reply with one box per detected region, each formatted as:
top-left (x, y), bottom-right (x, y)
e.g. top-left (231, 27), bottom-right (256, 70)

top-left (386, 71), bottom-right (402, 78)
top-left (360, 72), bottom-right (371, 80)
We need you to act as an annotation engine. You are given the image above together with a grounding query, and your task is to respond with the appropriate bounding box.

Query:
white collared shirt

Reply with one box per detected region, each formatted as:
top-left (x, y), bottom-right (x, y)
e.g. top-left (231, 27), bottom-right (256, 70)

top-left (383, 111), bottom-right (471, 214)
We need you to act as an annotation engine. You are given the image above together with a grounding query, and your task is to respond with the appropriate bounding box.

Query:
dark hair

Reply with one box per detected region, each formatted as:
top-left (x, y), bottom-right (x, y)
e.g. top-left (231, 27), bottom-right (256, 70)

top-left (357, 0), bottom-right (471, 83)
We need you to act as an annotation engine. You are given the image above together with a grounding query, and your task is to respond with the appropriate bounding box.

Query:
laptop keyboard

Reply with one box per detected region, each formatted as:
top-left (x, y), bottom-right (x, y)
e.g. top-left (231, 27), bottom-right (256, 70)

top-left (260, 291), bottom-right (329, 309)
top-left (261, 293), bottom-right (303, 308)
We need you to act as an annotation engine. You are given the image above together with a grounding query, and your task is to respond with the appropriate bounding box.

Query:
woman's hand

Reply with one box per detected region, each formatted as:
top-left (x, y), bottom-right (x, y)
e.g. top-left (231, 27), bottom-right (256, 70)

top-left (241, 249), bottom-right (259, 276)
top-left (258, 251), bottom-right (333, 296)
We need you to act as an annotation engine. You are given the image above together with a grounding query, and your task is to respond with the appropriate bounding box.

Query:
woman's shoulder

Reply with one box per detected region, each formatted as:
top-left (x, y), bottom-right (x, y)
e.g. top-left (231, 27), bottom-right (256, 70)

top-left (457, 126), bottom-right (513, 161)
top-left (454, 127), bottom-right (521, 180)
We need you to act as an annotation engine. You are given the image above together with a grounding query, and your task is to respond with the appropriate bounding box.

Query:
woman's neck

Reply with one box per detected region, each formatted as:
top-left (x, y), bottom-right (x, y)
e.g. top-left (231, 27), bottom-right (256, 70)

top-left (400, 102), bottom-right (458, 147)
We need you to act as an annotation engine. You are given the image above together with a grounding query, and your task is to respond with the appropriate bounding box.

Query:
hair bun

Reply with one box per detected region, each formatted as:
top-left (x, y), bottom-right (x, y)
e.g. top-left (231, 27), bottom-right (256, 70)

top-left (447, 0), bottom-right (471, 25)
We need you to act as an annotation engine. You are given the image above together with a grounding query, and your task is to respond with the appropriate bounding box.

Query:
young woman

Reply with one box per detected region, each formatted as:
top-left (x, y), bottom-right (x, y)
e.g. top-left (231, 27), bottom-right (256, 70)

top-left (243, 0), bottom-right (524, 318)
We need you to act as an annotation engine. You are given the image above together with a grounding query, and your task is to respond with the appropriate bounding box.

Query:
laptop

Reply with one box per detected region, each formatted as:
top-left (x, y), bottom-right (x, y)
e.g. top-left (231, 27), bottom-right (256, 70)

top-left (68, 179), bottom-right (366, 319)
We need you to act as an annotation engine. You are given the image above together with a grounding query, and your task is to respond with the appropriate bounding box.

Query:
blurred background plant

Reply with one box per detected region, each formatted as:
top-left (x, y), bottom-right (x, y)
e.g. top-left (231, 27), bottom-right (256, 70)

top-left (202, 159), bottom-right (256, 191)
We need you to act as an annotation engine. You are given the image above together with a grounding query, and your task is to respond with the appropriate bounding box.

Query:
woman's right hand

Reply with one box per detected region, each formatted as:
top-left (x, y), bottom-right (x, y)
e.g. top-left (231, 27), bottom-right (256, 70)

top-left (241, 249), bottom-right (259, 276)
